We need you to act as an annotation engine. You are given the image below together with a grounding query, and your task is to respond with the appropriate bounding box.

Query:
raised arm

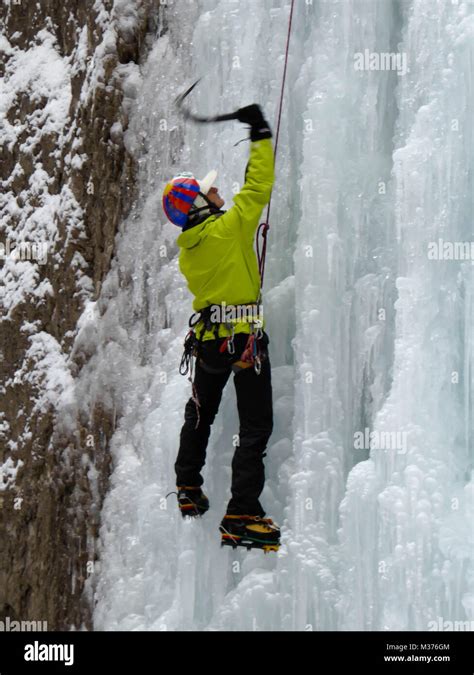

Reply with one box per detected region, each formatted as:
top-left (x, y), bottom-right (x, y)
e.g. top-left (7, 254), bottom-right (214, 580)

top-left (213, 105), bottom-right (275, 243)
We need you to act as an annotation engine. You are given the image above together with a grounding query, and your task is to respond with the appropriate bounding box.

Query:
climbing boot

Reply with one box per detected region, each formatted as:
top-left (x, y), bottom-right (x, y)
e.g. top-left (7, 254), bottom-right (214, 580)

top-left (177, 486), bottom-right (209, 518)
top-left (219, 514), bottom-right (280, 552)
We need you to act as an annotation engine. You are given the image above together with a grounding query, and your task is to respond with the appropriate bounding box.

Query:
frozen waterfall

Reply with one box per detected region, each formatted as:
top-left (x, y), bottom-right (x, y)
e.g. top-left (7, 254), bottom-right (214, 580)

top-left (80, 0), bottom-right (473, 631)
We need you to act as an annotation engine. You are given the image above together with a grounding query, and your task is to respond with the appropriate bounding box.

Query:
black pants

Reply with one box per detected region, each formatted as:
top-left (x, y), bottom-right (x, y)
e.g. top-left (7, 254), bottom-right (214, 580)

top-left (175, 331), bottom-right (273, 517)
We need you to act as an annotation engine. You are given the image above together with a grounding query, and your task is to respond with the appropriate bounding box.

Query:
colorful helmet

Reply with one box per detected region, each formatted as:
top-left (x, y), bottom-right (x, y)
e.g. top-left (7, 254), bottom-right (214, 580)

top-left (162, 170), bottom-right (218, 227)
top-left (162, 172), bottom-right (201, 227)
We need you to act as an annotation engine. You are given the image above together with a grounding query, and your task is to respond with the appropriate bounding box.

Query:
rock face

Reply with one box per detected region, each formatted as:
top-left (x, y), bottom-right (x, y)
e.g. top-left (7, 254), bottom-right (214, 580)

top-left (0, 0), bottom-right (160, 629)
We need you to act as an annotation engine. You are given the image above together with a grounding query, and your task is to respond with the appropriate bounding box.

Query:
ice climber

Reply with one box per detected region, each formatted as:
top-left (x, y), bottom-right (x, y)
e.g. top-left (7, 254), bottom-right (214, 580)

top-left (162, 105), bottom-right (280, 552)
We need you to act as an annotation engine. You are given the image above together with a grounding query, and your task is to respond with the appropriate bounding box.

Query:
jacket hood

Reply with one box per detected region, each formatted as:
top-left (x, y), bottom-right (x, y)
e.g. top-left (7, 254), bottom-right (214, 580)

top-left (177, 210), bottom-right (226, 249)
top-left (177, 216), bottom-right (216, 250)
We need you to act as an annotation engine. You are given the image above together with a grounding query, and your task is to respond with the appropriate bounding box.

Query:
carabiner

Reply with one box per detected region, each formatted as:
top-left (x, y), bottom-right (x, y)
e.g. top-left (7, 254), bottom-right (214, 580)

top-left (227, 326), bottom-right (235, 355)
top-left (254, 355), bottom-right (262, 375)
top-left (189, 312), bottom-right (202, 328)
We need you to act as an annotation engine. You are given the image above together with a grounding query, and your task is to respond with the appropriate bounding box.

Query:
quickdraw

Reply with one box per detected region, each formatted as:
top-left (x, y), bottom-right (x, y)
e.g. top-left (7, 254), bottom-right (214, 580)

top-left (238, 325), bottom-right (264, 375)
top-left (219, 323), bottom-right (235, 355)
top-left (179, 329), bottom-right (198, 376)
top-left (178, 328), bottom-right (201, 429)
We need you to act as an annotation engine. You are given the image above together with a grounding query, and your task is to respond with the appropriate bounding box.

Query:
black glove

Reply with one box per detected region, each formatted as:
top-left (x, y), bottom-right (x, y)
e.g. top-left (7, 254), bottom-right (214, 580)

top-left (236, 104), bottom-right (272, 142)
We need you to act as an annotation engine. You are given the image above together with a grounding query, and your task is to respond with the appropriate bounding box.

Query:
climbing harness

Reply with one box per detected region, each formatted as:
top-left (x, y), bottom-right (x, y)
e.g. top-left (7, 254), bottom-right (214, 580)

top-left (179, 304), bottom-right (267, 424)
top-left (180, 305), bottom-right (265, 372)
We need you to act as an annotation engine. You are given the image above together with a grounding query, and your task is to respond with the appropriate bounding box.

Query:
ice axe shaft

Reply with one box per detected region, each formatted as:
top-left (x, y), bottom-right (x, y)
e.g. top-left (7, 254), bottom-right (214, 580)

top-left (175, 79), bottom-right (239, 123)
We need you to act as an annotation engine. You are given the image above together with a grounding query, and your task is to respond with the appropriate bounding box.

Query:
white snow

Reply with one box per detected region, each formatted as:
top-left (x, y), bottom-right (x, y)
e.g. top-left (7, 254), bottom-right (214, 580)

top-left (0, 457), bottom-right (24, 492)
top-left (0, 2), bottom-right (146, 486)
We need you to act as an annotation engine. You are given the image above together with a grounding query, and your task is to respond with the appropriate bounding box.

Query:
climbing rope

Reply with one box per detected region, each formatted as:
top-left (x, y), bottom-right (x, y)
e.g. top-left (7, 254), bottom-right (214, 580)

top-left (257, 0), bottom-right (295, 289)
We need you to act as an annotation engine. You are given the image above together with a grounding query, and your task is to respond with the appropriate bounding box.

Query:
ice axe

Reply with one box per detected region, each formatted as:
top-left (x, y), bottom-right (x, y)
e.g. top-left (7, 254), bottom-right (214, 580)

top-left (174, 79), bottom-right (240, 124)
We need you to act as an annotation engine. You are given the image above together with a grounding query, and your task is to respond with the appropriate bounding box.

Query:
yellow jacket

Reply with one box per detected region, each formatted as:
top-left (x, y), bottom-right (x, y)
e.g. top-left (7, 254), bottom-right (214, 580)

top-left (177, 138), bottom-right (275, 341)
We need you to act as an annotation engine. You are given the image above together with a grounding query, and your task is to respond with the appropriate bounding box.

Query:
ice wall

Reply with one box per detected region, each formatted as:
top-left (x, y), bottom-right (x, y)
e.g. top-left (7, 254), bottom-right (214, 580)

top-left (89, 0), bottom-right (473, 631)
top-left (338, 0), bottom-right (474, 630)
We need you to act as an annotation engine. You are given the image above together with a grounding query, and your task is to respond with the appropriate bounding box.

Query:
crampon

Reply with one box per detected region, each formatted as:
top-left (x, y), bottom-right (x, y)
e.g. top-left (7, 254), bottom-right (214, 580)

top-left (219, 515), bottom-right (280, 553)
top-left (174, 486), bottom-right (209, 518)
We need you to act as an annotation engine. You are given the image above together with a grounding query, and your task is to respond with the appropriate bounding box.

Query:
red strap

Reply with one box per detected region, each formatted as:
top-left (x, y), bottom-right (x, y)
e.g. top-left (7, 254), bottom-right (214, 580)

top-left (241, 334), bottom-right (255, 363)
top-left (219, 338), bottom-right (229, 353)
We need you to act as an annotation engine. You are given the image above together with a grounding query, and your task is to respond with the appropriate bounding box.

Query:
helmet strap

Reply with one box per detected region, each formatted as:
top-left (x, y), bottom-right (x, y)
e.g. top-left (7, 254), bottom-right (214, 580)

top-left (187, 192), bottom-right (224, 222)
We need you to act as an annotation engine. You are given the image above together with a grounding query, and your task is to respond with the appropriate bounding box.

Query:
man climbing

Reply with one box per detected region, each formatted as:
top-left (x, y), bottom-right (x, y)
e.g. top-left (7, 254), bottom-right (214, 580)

top-left (162, 104), bottom-right (280, 552)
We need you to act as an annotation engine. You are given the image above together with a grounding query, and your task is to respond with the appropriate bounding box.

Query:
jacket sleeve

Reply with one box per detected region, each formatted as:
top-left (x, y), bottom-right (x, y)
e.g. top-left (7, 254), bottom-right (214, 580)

top-left (212, 138), bottom-right (275, 243)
